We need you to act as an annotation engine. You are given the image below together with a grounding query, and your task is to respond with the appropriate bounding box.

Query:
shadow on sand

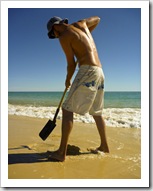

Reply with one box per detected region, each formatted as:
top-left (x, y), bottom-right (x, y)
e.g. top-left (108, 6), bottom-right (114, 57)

top-left (8, 144), bottom-right (91, 164)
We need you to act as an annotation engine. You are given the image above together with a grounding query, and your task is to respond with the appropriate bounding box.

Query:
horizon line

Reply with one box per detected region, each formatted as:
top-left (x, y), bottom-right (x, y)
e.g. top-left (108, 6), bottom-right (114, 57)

top-left (8, 90), bottom-right (141, 92)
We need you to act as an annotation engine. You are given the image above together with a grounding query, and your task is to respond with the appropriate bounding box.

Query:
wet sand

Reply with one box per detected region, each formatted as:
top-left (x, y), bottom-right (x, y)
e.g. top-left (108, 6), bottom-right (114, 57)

top-left (8, 115), bottom-right (141, 179)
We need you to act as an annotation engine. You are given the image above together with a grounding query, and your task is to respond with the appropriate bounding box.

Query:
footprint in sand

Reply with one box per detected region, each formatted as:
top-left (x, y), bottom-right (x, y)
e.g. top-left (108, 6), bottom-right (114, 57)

top-left (116, 143), bottom-right (124, 150)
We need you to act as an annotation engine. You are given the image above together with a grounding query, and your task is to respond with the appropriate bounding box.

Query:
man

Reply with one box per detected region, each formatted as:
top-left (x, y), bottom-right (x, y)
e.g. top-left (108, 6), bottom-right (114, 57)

top-left (47, 16), bottom-right (109, 161)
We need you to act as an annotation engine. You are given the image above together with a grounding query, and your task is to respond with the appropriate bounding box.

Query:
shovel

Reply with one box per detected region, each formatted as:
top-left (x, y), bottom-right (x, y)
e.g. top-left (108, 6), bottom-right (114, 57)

top-left (39, 88), bottom-right (68, 141)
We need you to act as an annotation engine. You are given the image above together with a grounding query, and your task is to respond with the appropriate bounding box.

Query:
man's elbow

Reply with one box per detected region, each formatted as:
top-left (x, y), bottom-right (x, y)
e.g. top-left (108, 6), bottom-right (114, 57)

top-left (96, 16), bottom-right (101, 24)
top-left (91, 16), bottom-right (101, 26)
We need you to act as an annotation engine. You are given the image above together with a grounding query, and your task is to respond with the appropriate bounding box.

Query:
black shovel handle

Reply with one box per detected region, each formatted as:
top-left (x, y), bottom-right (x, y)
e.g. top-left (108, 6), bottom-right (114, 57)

top-left (53, 108), bottom-right (59, 122)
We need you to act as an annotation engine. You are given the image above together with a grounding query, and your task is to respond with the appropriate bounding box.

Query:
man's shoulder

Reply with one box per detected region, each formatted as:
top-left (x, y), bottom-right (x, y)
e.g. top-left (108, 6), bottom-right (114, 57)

top-left (71, 20), bottom-right (86, 28)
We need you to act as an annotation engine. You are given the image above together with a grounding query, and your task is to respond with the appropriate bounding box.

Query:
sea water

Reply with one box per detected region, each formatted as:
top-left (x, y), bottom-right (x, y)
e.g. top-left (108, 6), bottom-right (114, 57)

top-left (8, 91), bottom-right (141, 128)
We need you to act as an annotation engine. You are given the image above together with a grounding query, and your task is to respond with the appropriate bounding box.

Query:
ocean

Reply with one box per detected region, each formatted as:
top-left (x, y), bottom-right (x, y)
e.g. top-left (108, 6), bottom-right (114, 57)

top-left (8, 91), bottom-right (141, 128)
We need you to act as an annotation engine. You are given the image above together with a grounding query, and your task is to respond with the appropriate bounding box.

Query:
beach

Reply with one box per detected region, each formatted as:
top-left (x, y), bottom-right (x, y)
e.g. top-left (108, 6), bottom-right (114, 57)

top-left (8, 115), bottom-right (141, 179)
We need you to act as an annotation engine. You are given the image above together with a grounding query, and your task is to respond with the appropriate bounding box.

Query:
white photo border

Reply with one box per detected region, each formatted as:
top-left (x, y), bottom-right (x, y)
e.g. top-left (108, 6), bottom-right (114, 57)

top-left (0, 0), bottom-right (149, 188)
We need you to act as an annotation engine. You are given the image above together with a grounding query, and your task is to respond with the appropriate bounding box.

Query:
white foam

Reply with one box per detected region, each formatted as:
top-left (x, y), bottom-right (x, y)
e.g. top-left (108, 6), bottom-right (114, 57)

top-left (8, 104), bottom-right (141, 128)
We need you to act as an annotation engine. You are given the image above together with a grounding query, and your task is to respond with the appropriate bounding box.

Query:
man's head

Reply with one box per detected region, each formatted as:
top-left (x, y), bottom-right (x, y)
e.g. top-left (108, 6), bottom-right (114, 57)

top-left (47, 16), bottom-right (68, 39)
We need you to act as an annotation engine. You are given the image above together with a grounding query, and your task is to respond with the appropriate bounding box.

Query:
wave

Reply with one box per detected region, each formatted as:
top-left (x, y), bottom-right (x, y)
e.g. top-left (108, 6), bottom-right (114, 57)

top-left (8, 104), bottom-right (141, 128)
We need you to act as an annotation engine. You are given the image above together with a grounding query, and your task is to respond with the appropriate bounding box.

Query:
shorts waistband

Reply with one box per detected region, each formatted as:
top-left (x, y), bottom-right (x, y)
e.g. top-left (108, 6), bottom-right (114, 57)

top-left (79, 65), bottom-right (102, 70)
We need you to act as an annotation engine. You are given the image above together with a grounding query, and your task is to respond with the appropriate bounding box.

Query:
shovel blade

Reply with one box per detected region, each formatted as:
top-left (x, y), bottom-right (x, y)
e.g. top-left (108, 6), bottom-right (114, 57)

top-left (39, 120), bottom-right (56, 141)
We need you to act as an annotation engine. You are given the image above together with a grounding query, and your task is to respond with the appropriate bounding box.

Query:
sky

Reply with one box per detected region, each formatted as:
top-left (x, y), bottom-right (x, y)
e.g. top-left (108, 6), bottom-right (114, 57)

top-left (8, 7), bottom-right (141, 92)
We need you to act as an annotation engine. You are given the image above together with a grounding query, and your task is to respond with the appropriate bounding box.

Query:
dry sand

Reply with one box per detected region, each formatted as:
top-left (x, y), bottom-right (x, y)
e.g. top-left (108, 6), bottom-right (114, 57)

top-left (8, 115), bottom-right (141, 179)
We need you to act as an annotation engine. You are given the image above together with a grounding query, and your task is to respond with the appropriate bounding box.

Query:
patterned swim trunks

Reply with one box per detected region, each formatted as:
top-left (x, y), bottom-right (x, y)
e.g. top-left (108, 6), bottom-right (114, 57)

top-left (62, 65), bottom-right (105, 116)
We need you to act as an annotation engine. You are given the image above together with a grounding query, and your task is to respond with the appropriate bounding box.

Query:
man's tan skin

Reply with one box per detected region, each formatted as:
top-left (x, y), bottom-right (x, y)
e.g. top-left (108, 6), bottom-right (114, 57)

top-left (49, 16), bottom-right (109, 161)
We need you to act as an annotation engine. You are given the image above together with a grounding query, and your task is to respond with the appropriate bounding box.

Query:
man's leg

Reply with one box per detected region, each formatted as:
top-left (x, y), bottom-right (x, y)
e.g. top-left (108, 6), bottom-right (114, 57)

top-left (92, 115), bottom-right (109, 153)
top-left (48, 108), bottom-right (73, 161)
top-left (58, 108), bottom-right (73, 156)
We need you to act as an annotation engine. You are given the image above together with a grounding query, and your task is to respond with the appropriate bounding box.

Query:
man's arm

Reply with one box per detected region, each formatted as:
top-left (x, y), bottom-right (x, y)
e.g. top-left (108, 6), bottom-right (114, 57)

top-left (65, 58), bottom-right (76, 89)
top-left (60, 39), bottom-right (76, 89)
top-left (80, 16), bottom-right (100, 32)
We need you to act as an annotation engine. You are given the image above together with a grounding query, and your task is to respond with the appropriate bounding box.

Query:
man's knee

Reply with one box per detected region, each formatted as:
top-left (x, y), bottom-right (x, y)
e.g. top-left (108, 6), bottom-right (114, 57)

top-left (62, 108), bottom-right (73, 119)
top-left (93, 115), bottom-right (102, 120)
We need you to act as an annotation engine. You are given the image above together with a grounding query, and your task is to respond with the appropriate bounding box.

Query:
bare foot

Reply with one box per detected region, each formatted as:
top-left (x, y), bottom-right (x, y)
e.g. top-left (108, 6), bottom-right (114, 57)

top-left (88, 146), bottom-right (109, 154)
top-left (98, 145), bottom-right (109, 153)
top-left (47, 150), bottom-right (65, 162)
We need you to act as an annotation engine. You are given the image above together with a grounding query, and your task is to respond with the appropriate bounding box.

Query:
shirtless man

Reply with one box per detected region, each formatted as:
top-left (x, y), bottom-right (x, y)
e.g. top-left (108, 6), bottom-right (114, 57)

top-left (47, 16), bottom-right (109, 161)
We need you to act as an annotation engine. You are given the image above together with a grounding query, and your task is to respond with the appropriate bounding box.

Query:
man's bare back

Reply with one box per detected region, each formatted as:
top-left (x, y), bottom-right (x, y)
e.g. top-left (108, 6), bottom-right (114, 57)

top-left (59, 20), bottom-right (102, 68)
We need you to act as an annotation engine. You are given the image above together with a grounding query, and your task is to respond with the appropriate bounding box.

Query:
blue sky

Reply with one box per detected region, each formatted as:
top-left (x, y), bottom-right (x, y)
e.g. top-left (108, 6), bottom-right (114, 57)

top-left (8, 8), bottom-right (141, 91)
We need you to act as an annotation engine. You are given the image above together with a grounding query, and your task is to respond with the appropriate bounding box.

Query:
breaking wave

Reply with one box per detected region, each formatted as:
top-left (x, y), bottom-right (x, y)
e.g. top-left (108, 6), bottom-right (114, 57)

top-left (8, 104), bottom-right (141, 128)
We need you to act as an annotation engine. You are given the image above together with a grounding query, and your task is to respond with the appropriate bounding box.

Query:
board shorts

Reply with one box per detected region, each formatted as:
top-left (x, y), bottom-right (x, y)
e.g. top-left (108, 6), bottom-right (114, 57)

top-left (62, 65), bottom-right (105, 116)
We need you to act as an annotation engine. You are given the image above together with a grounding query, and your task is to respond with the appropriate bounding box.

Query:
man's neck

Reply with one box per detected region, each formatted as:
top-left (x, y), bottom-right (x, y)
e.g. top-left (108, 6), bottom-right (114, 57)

top-left (54, 24), bottom-right (68, 36)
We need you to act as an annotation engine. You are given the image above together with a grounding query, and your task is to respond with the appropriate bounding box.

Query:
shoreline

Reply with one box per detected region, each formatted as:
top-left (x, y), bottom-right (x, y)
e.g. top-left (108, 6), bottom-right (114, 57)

top-left (8, 115), bottom-right (141, 179)
top-left (8, 104), bottom-right (141, 128)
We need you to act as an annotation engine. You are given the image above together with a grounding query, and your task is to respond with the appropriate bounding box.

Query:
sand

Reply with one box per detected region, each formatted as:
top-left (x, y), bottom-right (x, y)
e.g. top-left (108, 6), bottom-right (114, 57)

top-left (8, 115), bottom-right (141, 180)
